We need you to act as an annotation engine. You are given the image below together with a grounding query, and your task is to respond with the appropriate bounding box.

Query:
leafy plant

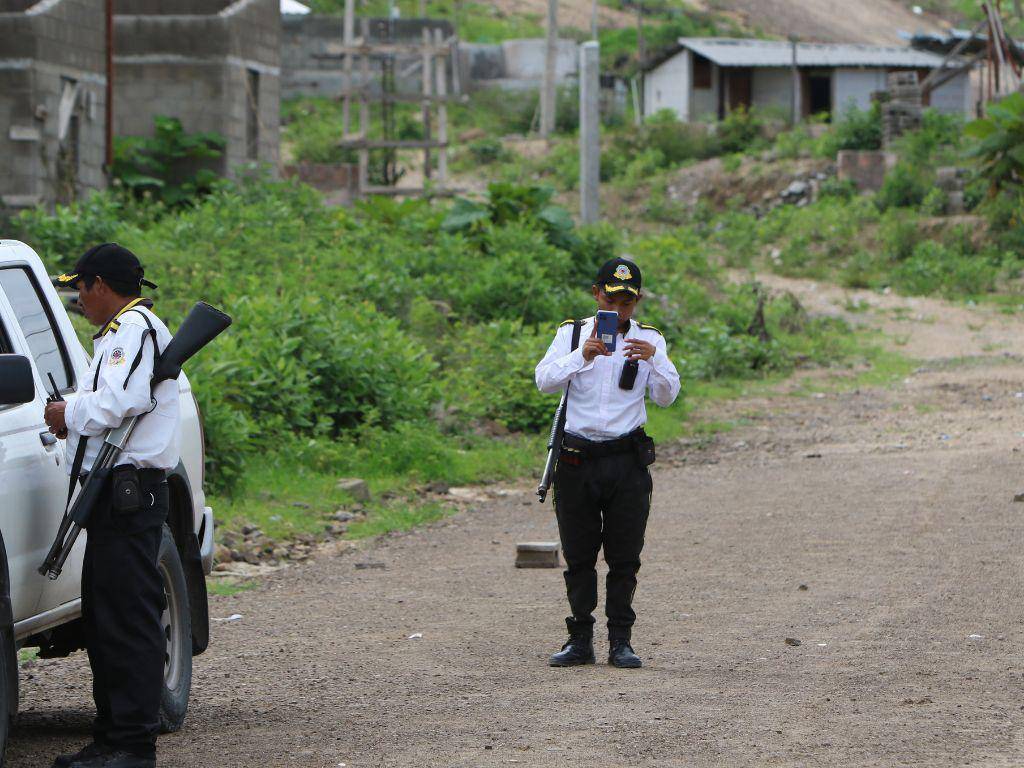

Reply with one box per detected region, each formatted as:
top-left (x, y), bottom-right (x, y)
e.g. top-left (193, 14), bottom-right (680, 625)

top-left (112, 116), bottom-right (225, 207)
top-left (965, 91), bottom-right (1024, 196)
top-left (442, 183), bottom-right (578, 252)
top-left (818, 102), bottom-right (882, 156)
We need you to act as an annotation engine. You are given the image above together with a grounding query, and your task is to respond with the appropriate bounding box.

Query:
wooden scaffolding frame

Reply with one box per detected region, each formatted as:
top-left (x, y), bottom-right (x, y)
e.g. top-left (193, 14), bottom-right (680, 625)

top-left (319, 0), bottom-right (454, 198)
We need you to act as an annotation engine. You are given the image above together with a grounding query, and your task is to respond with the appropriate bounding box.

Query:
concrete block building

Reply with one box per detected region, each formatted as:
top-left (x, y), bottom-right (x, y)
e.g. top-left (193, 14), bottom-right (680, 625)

top-left (643, 38), bottom-right (973, 122)
top-left (114, 0), bottom-right (281, 177)
top-left (0, 0), bottom-right (108, 211)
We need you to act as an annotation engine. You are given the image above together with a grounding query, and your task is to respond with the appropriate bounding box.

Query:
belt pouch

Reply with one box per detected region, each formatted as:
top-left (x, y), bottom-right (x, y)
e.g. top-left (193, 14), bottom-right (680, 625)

top-left (111, 465), bottom-right (142, 514)
top-left (634, 434), bottom-right (656, 468)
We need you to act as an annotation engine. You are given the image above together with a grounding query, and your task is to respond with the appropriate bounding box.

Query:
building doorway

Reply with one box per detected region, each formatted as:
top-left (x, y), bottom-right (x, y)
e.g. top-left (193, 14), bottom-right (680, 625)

top-left (727, 68), bottom-right (753, 113)
top-left (804, 71), bottom-right (832, 119)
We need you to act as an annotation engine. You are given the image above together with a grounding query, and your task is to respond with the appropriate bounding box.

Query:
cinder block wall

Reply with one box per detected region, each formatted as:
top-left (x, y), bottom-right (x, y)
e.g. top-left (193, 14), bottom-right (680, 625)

top-left (0, 0), bottom-right (107, 211)
top-left (113, 0), bottom-right (280, 178)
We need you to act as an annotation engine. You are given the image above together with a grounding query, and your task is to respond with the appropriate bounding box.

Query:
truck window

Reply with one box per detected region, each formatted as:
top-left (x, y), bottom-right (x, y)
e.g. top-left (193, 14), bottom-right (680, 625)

top-left (0, 267), bottom-right (75, 392)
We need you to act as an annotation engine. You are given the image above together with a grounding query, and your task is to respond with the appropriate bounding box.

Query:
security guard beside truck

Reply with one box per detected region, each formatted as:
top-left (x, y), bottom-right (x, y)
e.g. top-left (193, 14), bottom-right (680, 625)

top-left (535, 257), bottom-right (680, 669)
top-left (43, 244), bottom-right (178, 768)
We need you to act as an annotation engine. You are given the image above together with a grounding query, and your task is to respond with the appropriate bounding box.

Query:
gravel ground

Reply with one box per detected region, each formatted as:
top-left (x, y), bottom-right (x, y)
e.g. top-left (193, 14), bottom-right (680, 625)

top-left (9, 281), bottom-right (1024, 768)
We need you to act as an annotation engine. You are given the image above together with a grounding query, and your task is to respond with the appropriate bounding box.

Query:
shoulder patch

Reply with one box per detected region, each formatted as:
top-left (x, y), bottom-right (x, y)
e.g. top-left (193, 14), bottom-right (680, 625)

top-left (638, 323), bottom-right (663, 335)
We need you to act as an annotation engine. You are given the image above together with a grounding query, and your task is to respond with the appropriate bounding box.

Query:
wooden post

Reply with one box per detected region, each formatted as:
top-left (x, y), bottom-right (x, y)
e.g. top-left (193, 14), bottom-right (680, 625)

top-left (359, 18), bottom-right (370, 194)
top-left (342, 0), bottom-right (355, 137)
top-left (541, 0), bottom-right (558, 137)
top-left (434, 27), bottom-right (449, 189)
top-left (422, 27), bottom-right (433, 180)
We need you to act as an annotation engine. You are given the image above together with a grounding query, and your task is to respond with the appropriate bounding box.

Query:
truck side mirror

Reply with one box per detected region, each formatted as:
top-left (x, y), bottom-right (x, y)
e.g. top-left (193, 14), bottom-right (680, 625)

top-left (0, 355), bottom-right (35, 406)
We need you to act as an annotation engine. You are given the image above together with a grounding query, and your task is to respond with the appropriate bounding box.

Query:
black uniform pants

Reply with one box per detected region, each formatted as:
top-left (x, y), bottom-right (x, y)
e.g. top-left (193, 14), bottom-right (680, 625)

top-left (553, 447), bottom-right (652, 641)
top-left (81, 470), bottom-right (168, 760)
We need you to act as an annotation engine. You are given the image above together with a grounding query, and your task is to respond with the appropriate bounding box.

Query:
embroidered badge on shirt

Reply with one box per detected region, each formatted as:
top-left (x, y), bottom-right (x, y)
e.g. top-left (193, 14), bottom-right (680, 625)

top-left (109, 347), bottom-right (126, 366)
top-left (614, 264), bottom-right (632, 280)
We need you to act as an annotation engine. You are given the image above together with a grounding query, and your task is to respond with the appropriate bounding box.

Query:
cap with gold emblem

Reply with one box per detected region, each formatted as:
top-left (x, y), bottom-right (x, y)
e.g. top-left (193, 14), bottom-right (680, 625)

top-left (595, 257), bottom-right (641, 298)
top-left (55, 243), bottom-right (157, 291)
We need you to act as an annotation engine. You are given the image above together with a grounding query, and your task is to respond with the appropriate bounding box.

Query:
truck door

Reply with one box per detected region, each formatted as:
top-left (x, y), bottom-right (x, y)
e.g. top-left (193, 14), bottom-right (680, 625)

top-left (0, 267), bottom-right (81, 619)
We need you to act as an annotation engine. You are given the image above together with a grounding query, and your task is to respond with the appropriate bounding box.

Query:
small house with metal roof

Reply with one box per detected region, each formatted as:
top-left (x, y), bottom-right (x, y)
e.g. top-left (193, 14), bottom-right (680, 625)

top-left (643, 38), bottom-right (973, 122)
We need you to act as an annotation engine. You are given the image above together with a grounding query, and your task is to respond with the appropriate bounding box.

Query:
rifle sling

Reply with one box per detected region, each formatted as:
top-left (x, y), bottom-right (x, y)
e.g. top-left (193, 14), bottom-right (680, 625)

top-left (557, 320), bottom-right (583, 433)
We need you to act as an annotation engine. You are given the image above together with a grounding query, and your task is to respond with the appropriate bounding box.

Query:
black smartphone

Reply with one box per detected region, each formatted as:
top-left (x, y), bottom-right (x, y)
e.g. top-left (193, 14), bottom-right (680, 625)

top-left (596, 310), bottom-right (619, 353)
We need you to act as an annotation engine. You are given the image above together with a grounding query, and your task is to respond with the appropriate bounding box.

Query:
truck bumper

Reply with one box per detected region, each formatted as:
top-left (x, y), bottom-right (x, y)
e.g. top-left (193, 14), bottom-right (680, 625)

top-left (200, 505), bottom-right (215, 574)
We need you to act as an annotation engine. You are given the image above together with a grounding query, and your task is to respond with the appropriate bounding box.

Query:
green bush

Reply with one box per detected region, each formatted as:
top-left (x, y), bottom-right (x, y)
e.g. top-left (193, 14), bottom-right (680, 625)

top-left (818, 102), bottom-right (882, 156)
top-left (876, 163), bottom-right (932, 211)
top-left (468, 137), bottom-right (511, 165)
top-left (13, 192), bottom-right (138, 271)
top-left (891, 240), bottom-right (1000, 297)
top-left (718, 106), bottom-right (767, 154)
top-left (16, 176), bottom-right (861, 495)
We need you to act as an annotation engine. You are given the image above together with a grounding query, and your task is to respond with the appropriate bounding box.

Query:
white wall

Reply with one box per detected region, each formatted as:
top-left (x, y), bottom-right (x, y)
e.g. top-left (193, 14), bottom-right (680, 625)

top-left (691, 59), bottom-right (719, 121)
top-left (644, 49), bottom-right (691, 120)
top-left (751, 68), bottom-right (792, 113)
top-left (930, 71), bottom-right (972, 115)
top-left (834, 68), bottom-right (888, 115)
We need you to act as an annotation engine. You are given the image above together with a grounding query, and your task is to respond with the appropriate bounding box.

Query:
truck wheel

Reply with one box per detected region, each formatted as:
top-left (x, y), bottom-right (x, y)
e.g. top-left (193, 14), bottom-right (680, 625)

top-left (158, 525), bottom-right (192, 734)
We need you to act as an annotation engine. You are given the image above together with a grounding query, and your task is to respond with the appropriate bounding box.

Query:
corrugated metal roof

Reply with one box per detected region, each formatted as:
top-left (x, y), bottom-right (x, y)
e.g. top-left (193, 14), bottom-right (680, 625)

top-left (670, 37), bottom-right (952, 69)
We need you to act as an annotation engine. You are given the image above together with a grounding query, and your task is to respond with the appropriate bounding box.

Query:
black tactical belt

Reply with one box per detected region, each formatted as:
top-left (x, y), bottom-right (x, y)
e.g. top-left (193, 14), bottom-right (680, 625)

top-left (563, 428), bottom-right (648, 458)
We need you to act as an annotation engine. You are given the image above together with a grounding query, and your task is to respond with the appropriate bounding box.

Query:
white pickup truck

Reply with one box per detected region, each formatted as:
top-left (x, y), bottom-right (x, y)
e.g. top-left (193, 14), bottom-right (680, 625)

top-left (0, 240), bottom-right (214, 764)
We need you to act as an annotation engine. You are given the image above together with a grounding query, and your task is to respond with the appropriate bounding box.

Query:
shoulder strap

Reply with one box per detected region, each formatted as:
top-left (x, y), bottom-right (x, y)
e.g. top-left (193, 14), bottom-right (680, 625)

top-left (65, 435), bottom-right (88, 509)
top-left (563, 320), bottom-right (582, 402)
top-left (120, 309), bottom-right (160, 390)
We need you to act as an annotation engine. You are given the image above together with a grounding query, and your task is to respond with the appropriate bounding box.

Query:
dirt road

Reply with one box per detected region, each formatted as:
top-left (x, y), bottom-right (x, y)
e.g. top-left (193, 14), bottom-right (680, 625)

top-left (10, 280), bottom-right (1024, 767)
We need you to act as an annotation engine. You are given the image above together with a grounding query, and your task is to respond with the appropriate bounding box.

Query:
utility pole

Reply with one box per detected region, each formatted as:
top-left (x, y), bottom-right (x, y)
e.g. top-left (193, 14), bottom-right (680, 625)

top-left (590, 0), bottom-right (598, 40)
top-left (105, 0), bottom-right (113, 173)
top-left (636, 1), bottom-right (645, 117)
top-left (579, 41), bottom-right (600, 224)
top-left (790, 35), bottom-right (800, 125)
top-left (541, 0), bottom-right (558, 137)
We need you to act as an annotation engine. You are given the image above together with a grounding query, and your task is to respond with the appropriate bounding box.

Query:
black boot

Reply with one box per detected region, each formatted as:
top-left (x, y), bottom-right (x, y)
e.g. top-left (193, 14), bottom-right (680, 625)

top-left (609, 639), bottom-right (642, 668)
top-left (51, 743), bottom-right (108, 768)
top-left (548, 634), bottom-right (595, 667)
top-left (96, 752), bottom-right (155, 768)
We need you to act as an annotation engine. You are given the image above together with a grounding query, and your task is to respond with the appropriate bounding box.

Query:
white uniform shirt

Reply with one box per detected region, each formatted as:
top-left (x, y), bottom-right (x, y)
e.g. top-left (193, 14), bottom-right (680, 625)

top-left (535, 316), bottom-right (681, 441)
top-left (64, 299), bottom-right (181, 473)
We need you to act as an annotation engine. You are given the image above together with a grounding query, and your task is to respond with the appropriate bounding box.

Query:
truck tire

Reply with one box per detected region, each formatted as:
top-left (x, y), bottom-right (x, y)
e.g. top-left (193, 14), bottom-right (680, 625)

top-left (158, 525), bottom-right (192, 734)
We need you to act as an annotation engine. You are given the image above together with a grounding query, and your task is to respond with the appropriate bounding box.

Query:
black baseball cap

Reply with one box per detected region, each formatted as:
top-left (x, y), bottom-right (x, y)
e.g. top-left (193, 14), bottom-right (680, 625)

top-left (595, 257), bottom-right (641, 298)
top-left (56, 243), bottom-right (157, 290)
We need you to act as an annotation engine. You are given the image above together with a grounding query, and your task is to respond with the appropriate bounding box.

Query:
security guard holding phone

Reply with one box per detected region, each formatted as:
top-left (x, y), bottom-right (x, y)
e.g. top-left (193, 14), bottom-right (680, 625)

top-left (535, 257), bottom-right (680, 669)
top-left (43, 244), bottom-right (178, 768)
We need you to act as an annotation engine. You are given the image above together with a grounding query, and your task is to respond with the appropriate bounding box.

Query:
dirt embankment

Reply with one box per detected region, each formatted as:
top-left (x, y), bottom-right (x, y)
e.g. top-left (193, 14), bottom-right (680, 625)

top-left (699, 0), bottom-right (947, 44)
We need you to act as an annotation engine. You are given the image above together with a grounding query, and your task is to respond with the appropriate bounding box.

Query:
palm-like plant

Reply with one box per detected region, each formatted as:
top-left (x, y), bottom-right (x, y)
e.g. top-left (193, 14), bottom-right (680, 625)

top-left (964, 92), bottom-right (1024, 196)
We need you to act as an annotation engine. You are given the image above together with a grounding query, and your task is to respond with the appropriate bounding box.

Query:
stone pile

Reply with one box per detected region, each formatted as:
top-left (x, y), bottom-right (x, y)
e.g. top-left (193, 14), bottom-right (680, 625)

top-left (934, 166), bottom-right (969, 215)
top-left (883, 71), bottom-right (923, 147)
top-left (748, 168), bottom-right (835, 218)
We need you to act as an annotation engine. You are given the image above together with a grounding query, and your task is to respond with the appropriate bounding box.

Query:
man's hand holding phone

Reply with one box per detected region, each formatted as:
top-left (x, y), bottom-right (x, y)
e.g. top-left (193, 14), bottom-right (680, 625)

top-left (582, 324), bottom-right (610, 362)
